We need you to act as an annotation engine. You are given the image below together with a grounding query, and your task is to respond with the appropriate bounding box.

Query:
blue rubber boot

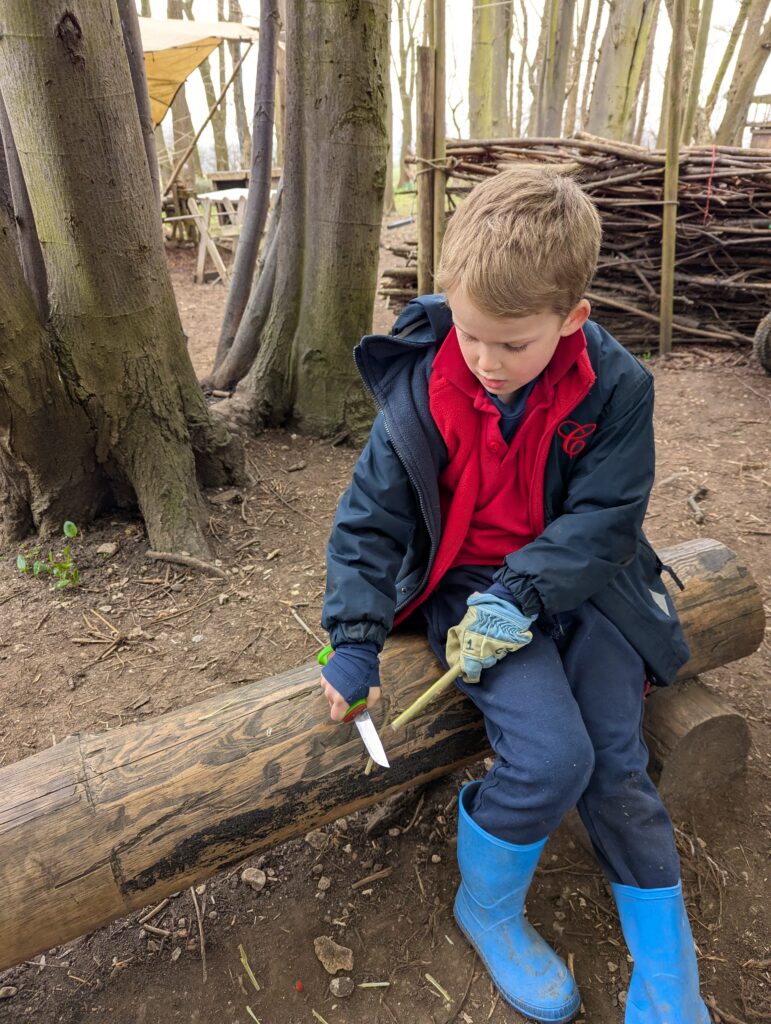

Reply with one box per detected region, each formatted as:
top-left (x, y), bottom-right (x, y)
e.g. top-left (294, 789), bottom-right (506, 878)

top-left (612, 882), bottom-right (711, 1024)
top-left (454, 782), bottom-right (580, 1023)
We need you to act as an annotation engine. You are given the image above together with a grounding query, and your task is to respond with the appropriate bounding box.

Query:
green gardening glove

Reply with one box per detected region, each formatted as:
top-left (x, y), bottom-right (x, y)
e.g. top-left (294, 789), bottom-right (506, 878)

top-left (446, 591), bottom-right (535, 684)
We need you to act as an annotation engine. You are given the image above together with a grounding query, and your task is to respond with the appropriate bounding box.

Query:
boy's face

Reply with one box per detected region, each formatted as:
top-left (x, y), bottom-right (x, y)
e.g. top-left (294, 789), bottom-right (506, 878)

top-left (447, 289), bottom-right (591, 405)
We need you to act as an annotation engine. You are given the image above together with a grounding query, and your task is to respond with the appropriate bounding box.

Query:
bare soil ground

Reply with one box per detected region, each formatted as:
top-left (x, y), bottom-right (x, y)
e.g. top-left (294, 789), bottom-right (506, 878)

top-left (0, 233), bottom-right (769, 1024)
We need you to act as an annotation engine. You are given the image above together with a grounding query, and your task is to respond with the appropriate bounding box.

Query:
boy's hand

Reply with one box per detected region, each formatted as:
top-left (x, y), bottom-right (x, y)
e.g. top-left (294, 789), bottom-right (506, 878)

top-left (318, 641), bottom-right (381, 722)
top-left (319, 675), bottom-right (382, 722)
top-left (447, 590), bottom-right (534, 683)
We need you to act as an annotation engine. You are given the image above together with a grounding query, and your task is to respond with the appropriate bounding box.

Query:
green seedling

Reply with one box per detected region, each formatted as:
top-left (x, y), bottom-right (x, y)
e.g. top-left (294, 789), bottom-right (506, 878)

top-left (17, 521), bottom-right (81, 589)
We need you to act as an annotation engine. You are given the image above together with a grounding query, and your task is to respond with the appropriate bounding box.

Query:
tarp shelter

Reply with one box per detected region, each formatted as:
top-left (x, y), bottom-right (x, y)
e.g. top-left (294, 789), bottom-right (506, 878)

top-left (138, 17), bottom-right (260, 127)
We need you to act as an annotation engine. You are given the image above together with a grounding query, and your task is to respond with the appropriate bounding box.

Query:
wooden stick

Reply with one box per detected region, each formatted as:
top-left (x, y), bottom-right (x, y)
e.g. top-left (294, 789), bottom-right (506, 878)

top-left (145, 549), bottom-right (229, 580)
top-left (391, 663), bottom-right (461, 731)
top-left (416, 45), bottom-right (435, 295)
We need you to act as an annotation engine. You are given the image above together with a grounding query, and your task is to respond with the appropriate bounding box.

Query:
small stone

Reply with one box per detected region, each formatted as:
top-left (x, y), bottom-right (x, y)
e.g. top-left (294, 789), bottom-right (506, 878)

top-left (127, 626), bottom-right (145, 640)
top-left (176, 917), bottom-right (186, 929)
top-left (242, 868), bottom-right (267, 892)
top-left (305, 830), bottom-right (328, 851)
top-left (317, 876), bottom-right (332, 892)
top-left (607, 961), bottom-right (618, 972)
top-left (97, 605), bottom-right (113, 613)
top-left (171, 947), bottom-right (182, 962)
top-left (311, 864), bottom-right (324, 875)
top-left (186, 939), bottom-right (197, 951)
top-left (387, 827), bottom-right (400, 837)
top-left (147, 939), bottom-right (160, 952)
top-left (208, 910), bottom-right (218, 920)
top-left (217, 593), bottom-right (229, 606)
top-left (97, 543), bottom-right (118, 557)
top-left (195, 884), bottom-right (206, 895)
top-left (314, 935), bottom-right (354, 975)
top-left (0, 987), bottom-right (18, 999)
top-left (191, 634), bottom-right (204, 643)
top-left (431, 854), bottom-right (441, 864)
top-left (287, 461), bottom-right (307, 472)
top-left (329, 976), bottom-right (355, 998)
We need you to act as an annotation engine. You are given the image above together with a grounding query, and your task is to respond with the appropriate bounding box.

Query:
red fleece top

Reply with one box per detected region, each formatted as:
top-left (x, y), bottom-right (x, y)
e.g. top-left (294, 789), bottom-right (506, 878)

top-left (395, 326), bottom-right (595, 624)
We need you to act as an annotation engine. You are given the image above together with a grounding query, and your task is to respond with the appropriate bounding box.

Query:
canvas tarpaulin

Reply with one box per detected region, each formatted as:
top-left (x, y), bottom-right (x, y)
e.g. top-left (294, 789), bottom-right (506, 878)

top-left (138, 17), bottom-right (259, 127)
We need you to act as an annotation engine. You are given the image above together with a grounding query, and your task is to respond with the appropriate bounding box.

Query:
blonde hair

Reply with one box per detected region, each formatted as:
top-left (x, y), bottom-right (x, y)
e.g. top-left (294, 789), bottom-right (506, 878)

top-left (436, 165), bottom-right (602, 318)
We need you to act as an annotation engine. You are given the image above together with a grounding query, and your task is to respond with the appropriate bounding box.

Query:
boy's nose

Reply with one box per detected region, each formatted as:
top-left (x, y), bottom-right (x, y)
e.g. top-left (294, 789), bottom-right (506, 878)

top-left (478, 346), bottom-right (502, 373)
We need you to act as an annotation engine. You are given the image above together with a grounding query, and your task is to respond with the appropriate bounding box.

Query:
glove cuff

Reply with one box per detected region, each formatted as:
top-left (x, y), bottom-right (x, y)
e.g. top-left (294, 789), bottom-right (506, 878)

top-left (320, 642), bottom-right (380, 707)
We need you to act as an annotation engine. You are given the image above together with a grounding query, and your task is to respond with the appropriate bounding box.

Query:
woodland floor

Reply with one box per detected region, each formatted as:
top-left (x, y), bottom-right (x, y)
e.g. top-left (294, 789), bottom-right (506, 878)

top-left (0, 226), bottom-right (770, 1024)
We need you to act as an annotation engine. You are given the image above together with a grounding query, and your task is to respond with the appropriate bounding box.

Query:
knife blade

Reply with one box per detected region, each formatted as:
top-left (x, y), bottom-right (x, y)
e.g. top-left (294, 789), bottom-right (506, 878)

top-left (352, 709), bottom-right (390, 768)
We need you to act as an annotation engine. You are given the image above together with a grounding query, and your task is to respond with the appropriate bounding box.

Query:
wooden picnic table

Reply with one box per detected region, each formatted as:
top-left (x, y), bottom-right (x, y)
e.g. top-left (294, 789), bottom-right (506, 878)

top-left (186, 187), bottom-right (249, 284)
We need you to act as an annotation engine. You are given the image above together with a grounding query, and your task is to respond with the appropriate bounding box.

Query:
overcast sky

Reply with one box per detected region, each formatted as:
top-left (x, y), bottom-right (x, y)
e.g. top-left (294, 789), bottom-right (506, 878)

top-left (144, 0), bottom-right (771, 169)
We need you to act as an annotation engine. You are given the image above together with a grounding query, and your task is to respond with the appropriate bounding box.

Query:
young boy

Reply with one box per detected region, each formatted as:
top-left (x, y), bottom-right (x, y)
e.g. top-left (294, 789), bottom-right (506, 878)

top-left (318, 167), bottom-right (709, 1024)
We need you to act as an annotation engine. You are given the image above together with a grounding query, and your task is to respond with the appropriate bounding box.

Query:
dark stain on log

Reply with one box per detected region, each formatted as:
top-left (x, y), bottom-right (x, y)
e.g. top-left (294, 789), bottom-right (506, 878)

top-left (119, 724), bottom-right (487, 895)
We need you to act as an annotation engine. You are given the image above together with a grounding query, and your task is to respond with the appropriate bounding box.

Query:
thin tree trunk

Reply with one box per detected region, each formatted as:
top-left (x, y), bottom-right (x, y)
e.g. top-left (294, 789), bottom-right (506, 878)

top-left (394, 0), bottom-right (418, 186)
top-left (200, 49), bottom-right (230, 171)
top-left (534, 0), bottom-right (577, 136)
top-left (0, 0), bottom-right (241, 554)
top-left (215, 0), bottom-right (279, 372)
top-left (275, 0), bottom-right (286, 169)
top-left (564, 0), bottom-right (594, 137)
top-left (513, 0), bottom-right (528, 135)
top-left (167, 0), bottom-right (202, 184)
top-left (229, 0), bottom-right (253, 167)
top-left (469, 0), bottom-right (494, 136)
top-left (633, 0), bottom-right (659, 144)
top-left (526, 3), bottom-right (552, 133)
top-left (704, 0), bottom-right (750, 121)
top-left (580, 0), bottom-right (606, 129)
top-left (221, 0), bottom-right (388, 439)
top-left (586, 0), bottom-right (659, 140)
top-left (491, 1), bottom-right (513, 136)
top-left (155, 125), bottom-right (173, 180)
top-left (716, 0), bottom-right (771, 145)
top-left (117, 0), bottom-right (160, 207)
top-left (0, 91), bottom-right (48, 321)
top-left (681, 0), bottom-right (713, 143)
top-left (384, 4), bottom-right (396, 215)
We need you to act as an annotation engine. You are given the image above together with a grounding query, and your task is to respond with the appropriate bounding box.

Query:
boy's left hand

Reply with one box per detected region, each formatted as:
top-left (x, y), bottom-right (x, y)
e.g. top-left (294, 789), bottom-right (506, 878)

top-left (447, 590), bottom-right (534, 683)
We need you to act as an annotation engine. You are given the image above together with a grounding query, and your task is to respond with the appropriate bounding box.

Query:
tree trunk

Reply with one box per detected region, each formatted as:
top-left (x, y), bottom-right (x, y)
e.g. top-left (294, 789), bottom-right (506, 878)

top-left (586, 0), bottom-right (659, 140)
top-left (526, 3), bottom-right (552, 133)
top-left (513, 0), bottom-right (529, 135)
top-left (217, 0), bottom-right (388, 440)
top-left (681, 0), bottom-right (713, 143)
top-left (215, 0), bottom-right (279, 371)
top-left (0, 0), bottom-right (241, 554)
top-left (580, 0), bottom-right (606, 129)
top-left (117, 0), bottom-right (160, 207)
top-left (229, 0), bottom-right (253, 167)
top-left (0, 538), bottom-right (762, 971)
top-left (155, 124), bottom-right (173, 181)
top-left (168, 0), bottom-right (202, 184)
top-left (200, 48), bottom-right (230, 171)
top-left (533, 0), bottom-right (577, 136)
top-left (469, 0), bottom-right (494, 137)
top-left (275, 0), bottom-right (286, 170)
top-left (0, 91), bottom-right (48, 321)
top-left (384, 5), bottom-right (396, 215)
top-left (715, 0), bottom-right (771, 146)
top-left (704, 0), bottom-right (750, 122)
top-left (394, 0), bottom-right (418, 186)
top-left (564, 0), bottom-right (595, 137)
top-left (633, 0), bottom-right (659, 143)
top-left (491, 1), bottom-right (513, 136)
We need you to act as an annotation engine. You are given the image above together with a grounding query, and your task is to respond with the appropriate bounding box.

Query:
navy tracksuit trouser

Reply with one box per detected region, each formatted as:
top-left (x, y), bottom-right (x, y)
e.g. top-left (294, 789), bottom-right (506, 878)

top-left (420, 565), bottom-right (681, 888)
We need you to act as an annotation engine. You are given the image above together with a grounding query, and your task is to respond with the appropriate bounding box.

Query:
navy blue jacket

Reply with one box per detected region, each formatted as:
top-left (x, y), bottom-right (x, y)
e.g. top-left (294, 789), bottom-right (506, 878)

top-left (322, 296), bottom-right (690, 685)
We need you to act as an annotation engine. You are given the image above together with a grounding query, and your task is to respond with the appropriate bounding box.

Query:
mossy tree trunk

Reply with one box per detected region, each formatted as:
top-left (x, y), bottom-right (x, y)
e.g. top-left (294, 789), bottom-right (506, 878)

top-left (218, 0), bottom-right (388, 441)
top-left (0, 0), bottom-right (241, 555)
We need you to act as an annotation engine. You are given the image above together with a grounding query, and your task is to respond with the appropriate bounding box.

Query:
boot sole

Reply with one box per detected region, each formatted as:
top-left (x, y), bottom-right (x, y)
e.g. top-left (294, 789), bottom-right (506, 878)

top-left (454, 904), bottom-right (581, 1024)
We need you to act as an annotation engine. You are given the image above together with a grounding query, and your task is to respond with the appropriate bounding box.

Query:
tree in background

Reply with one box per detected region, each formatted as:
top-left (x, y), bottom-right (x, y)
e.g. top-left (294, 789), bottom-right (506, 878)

top-left (393, 0), bottom-right (420, 185)
top-left (532, 0), bottom-right (576, 135)
top-left (563, 0), bottom-right (596, 136)
top-left (209, 0), bottom-right (388, 441)
top-left (469, 0), bottom-right (513, 137)
top-left (0, 0), bottom-right (240, 552)
top-left (229, 0), bottom-right (253, 166)
top-left (168, 0), bottom-right (203, 183)
top-left (716, 0), bottom-right (771, 144)
top-left (586, 0), bottom-right (659, 140)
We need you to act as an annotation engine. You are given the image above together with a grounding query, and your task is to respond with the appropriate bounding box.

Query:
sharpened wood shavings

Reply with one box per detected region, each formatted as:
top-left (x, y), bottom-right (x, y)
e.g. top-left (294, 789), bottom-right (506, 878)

top-left (245, 1008), bottom-right (260, 1023)
top-left (312, 1011), bottom-right (332, 1024)
top-left (425, 973), bottom-right (452, 1002)
top-left (239, 944), bottom-right (260, 992)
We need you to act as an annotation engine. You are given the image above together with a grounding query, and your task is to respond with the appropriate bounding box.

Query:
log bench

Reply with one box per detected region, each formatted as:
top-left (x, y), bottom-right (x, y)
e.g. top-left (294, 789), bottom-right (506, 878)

top-left (0, 538), bottom-right (764, 971)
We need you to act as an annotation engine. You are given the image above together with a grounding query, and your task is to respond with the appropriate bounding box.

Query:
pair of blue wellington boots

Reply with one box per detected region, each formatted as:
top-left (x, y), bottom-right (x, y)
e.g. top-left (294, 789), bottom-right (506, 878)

top-left (454, 782), bottom-right (710, 1023)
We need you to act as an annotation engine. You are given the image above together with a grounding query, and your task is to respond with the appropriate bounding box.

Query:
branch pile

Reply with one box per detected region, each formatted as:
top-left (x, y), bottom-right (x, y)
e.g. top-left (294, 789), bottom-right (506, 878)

top-left (382, 134), bottom-right (771, 349)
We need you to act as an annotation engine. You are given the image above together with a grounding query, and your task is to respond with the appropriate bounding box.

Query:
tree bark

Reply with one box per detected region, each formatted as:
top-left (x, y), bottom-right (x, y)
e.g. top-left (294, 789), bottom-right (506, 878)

top-left (117, 0), bottom-right (160, 208)
top-left (533, 0), bottom-right (577, 136)
top-left (715, 0), bottom-right (771, 146)
top-left (218, 0), bottom-right (388, 440)
top-left (383, 4), bottom-right (396, 215)
top-left (681, 0), bottom-right (713, 144)
top-left (513, 0), bottom-right (529, 135)
top-left (229, 0), bottom-right (253, 167)
top-left (168, 0), bottom-right (203, 184)
top-left (633, 0), bottom-right (659, 143)
top-left (393, 0), bottom-right (418, 187)
top-left (0, 90), bottom-right (48, 321)
top-left (580, 0), bottom-right (606, 129)
top-left (491, 0), bottom-right (513, 137)
top-left (215, 0), bottom-right (279, 370)
top-left (274, 4), bottom-right (286, 170)
top-left (0, 0), bottom-right (242, 554)
top-left (704, 0), bottom-right (750, 122)
top-left (564, 0), bottom-right (594, 137)
top-left (0, 538), bottom-right (762, 971)
top-left (469, 0), bottom-right (511, 138)
top-left (587, 0), bottom-right (659, 140)
top-left (200, 48), bottom-right (230, 171)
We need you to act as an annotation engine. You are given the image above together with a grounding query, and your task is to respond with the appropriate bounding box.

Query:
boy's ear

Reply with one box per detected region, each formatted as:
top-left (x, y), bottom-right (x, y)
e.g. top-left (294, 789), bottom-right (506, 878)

top-left (560, 299), bottom-right (591, 336)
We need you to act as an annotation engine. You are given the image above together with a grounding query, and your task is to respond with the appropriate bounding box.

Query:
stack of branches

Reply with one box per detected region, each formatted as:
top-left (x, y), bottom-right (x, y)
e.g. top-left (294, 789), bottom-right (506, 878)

top-left (381, 133), bottom-right (771, 350)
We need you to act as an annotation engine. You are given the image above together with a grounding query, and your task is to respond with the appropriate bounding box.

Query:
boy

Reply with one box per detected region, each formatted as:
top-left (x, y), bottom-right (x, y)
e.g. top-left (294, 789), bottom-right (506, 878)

top-left (319, 167), bottom-right (709, 1024)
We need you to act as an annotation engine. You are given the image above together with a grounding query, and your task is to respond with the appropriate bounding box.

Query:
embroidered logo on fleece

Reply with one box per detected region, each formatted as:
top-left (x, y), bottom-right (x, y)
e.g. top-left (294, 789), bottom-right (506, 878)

top-left (558, 420), bottom-right (597, 458)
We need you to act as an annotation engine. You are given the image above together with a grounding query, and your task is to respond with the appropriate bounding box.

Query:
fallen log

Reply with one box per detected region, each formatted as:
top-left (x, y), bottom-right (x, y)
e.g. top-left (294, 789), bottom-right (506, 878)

top-left (0, 538), bottom-right (763, 970)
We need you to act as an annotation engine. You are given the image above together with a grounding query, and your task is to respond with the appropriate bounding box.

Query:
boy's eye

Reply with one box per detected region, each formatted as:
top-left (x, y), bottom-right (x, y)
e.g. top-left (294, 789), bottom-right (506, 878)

top-left (504, 343), bottom-right (529, 353)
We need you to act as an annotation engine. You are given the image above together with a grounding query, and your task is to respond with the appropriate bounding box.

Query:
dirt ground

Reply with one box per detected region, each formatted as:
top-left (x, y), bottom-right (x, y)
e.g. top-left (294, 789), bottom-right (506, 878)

top-left (0, 232), bottom-right (769, 1024)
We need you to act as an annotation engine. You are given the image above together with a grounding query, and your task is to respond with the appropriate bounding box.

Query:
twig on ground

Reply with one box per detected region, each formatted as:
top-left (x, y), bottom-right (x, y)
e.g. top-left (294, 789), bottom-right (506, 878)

top-left (687, 486), bottom-right (709, 523)
top-left (190, 886), bottom-right (207, 984)
top-left (289, 606), bottom-right (324, 645)
top-left (146, 549), bottom-right (229, 580)
top-left (706, 994), bottom-right (749, 1024)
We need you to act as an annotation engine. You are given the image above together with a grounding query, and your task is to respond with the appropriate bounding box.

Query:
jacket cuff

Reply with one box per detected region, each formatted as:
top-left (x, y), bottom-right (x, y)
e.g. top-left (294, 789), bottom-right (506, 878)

top-left (492, 568), bottom-right (544, 619)
top-left (328, 620), bottom-right (388, 652)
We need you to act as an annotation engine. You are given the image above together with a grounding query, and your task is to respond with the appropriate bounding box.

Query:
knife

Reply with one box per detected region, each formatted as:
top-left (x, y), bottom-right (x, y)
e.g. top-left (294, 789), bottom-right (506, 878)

top-left (317, 645), bottom-right (390, 768)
